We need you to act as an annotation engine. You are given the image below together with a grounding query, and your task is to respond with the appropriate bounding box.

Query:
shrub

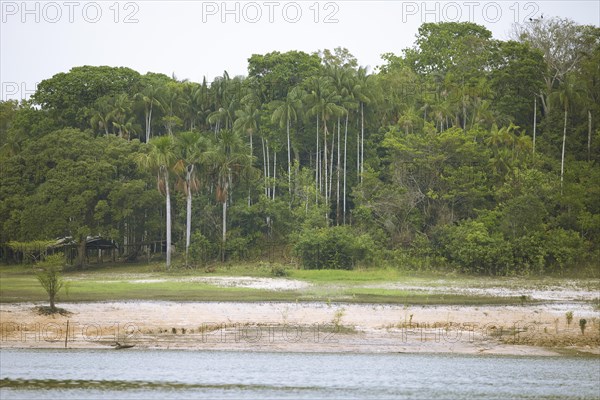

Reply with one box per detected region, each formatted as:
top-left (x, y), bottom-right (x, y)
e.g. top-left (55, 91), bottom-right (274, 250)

top-left (437, 220), bottom-right (511, 275)
top-left (271, 264), bottom-right (289, 277)
top-left (225, 235), bottom-right (252, 261)
top-left (437, 220), bottom-right (587, 275)
top-left (579, 319), bottom-right (587, 335)
top-left (509, 232), bottom-right (547, 274)
top-left (566, 311), bottom-right (573, 326)
top-left (294, 226), bottom-right (374, 270)
top-left (543, 229), bottom-right (586, 271)
top-left (188, 232), bottom-right (218, 265)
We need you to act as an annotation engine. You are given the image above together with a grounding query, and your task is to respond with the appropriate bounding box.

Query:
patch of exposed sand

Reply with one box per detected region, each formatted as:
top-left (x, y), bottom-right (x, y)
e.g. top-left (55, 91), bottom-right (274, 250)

top-left (103, 277), bottom-right (311, 291)
top-left (362, 283), bottom-right (599, 302)
top-left (1, 301), bottom-right (598, 355)
top-left (187, 276), bottom-right (311, 291)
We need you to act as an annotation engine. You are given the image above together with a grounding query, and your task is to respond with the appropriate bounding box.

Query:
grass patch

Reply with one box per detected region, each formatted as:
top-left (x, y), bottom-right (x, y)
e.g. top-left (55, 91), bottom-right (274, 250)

top-left (0, 273), bottom-right (524, 305)
top-left (2, 279), bottom-right (303, 303)
top-left (0, 263), bottom-right (595, 305)
top-left (339, 288), bottom-right (530, 305)
top-left (289, 268), bottom-right (404, 283)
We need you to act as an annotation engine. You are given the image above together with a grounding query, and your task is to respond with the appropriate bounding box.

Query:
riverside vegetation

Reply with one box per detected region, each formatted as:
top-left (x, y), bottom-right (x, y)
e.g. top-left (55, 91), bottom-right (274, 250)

top-left (1, 18), bottom-right (599, 277)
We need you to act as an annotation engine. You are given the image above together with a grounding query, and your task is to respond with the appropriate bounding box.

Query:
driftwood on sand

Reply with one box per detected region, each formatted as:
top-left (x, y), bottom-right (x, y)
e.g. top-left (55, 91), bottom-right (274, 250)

top-left (113, 342), bottom-right (135, 350)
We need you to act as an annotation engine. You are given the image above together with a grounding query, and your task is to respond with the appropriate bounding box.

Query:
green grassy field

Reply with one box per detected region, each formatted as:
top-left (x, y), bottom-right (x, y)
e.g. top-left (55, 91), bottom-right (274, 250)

top-left (0, 262), bottom-right (596, 305)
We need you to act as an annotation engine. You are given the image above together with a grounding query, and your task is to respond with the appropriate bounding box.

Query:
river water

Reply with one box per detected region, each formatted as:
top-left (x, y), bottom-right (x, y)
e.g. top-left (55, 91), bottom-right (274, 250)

top-left (1, 349), bottom-right (598, 399)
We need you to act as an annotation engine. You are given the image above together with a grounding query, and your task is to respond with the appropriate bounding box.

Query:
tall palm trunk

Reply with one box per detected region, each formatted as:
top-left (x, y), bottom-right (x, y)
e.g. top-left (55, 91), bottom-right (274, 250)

top-left (336, 116), bottom-right (341, 225)
top-left (262, 138), bottom-right (268, 197)
top-left (330, 120), bottom-right (336, 207)
top-left (287, 118), bottom-right (291, 195)
top-left (249, 132), bottom-right (253, 159)
top-left (272, 150), bottom-right (277, 200)
top-left (266, 140), bottom-right (271, 198)
top-left (323, 118), bottom-right (329, 208)
top-left (185, 166), bottom-right (194, 266)
top-left (164, 169), bottom-right (172, 268)
top-left (248, 131), bottom-right (254, 207)
top-left (560, 109), bottom-right (567, 194)
top-left (462, 96), bottom-right (467, 132)
top-left (145, 103), bottom-right (153, 143)
top-left (533, 96), bottom-right (537, 157)
top-left (588, 110), bottom-right (592, 162)
top-left (360, 102), bottom-right (364, 182)
top-left (222, 200), bottom-right (227, 262)
top-left (221, 180), bottom-right (229, 262)
top-left (315, 118), bottom-right (319, 203)
top-left (343, 112), bottom-right (348, 225)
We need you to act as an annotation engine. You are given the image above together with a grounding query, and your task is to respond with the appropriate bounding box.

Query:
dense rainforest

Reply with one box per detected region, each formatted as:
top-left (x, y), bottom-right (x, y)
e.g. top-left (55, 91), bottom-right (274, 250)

top-left (1, 19), bottom-right (599, 275)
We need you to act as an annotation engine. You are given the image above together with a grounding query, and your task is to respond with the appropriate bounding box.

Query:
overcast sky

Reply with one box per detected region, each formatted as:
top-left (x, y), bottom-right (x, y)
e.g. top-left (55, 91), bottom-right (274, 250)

top-left (1, 0), bottom-right (599, 101)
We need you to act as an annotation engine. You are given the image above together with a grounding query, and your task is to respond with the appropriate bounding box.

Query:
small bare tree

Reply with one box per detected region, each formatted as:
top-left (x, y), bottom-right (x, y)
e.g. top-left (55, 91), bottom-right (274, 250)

top-left (36, 254), bottom-right (64, 313)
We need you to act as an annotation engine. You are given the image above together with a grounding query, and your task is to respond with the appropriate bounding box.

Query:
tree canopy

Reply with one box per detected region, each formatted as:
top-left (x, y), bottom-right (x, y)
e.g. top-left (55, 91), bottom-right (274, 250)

top-left (1, 19), bottom-right (598, 274)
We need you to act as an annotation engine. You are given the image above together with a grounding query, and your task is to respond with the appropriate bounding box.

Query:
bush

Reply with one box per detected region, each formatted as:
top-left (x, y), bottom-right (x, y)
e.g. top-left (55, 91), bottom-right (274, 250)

top-left (224, 234), bottom-right (252, 261)
top-left (294, 226), bottom-right (374, 270)
top-left (437, 220), bottom-right (511, 275)
top-left (543, 228), bottom-right (586, 271)
top-left (437, 219), bottom-right (588, 275)
top-left (270, 264), bottom-right (290, 277)
top-left (509, 232), bottom-right (547, 274)
top-left (188, 232), bottom-right (218, 265)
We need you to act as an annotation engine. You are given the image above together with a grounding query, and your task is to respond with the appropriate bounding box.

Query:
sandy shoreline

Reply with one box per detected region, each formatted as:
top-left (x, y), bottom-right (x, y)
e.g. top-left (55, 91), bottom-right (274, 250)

top-left (1, 300), bottom-right (598, 356)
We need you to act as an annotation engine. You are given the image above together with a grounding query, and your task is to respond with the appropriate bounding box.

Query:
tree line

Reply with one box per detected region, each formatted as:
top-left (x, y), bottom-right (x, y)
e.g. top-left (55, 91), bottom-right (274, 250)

top-left (1, 19), bottom-right (598, 274)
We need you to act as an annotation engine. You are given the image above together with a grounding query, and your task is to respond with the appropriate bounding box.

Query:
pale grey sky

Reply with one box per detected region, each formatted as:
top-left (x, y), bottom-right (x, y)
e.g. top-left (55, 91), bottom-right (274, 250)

top-left (1, 0), bottom-right (599, 101)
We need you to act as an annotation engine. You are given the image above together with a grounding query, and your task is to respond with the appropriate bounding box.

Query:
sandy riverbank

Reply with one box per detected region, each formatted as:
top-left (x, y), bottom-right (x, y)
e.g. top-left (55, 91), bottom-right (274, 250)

top-left (1, 300), bottom-right (598, 356)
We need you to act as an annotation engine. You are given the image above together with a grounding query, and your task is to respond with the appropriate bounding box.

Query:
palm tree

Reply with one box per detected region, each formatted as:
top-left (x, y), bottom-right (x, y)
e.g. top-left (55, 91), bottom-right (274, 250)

top-left (486, 123), bottom-right (529, 180)
top-left (470, 99), bottom-right (496, 130)
top-left (271, 86), bottom-right (303, 196)
top-left (160, 82), bottom-right (184, 135)
top-left (109, 93), bottom-right (134, 139)
top-left (419, 90), bottom-right (435, 125)
top-left (193, 77), bottom-right (212, 132)
top-left (340, 74), bottom-right (359, 224)
top-left (175, 131), bottom-right (208, 266)
top-left (353, 67), bottom-right (373, 182)
top-left (446, 79), bottom-right (472, 132)
top-left (431, 95), bottom-right (453, 132)
top-left (234, 90), bottom-right (262, 204)
top-left (305, 76), bottom-right (344, 208)
top-left (89, 96), bottom-right (113, 136)
top-left (208, 78), bottom-right (241, 135)
top-left (112, 117), bottom-right (139, 141)
top-left (207, 130), bottom-right (252, 261)
top-left (135, 85), bottom-right (163, 143)
top-left (181, 82), bottom-right (205, 131)
top-left (136, 136), bottom-right (177, 268)
top-left (208, 73), bottom-right (244, 134)
top-left (532, 96), bottom-right (538, 157)
top-left (233, 97), bottom-right (259, 159)
top-left (399, 106), bottom-right (420, 134)
top-left (468, 78), bottom-right (493, 130)
top-left (551, 76), bottom-right (584, 193)
top-left (328, 66), bottom-right (358, 223)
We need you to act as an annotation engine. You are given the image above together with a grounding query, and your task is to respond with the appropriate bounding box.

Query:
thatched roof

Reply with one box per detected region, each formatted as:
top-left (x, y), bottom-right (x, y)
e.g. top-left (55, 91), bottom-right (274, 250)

top-left (52, 236), bottom-right (117, 249)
